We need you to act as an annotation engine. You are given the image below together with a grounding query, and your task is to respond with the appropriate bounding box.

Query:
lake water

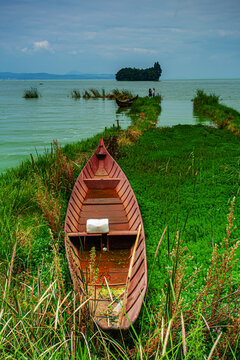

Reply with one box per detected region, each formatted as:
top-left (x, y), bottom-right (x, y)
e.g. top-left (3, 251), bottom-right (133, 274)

top-left (1, 79), bottom-right (240, 173)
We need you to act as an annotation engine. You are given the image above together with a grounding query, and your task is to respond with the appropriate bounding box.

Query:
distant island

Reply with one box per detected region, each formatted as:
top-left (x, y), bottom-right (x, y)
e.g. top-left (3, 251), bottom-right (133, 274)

top-left (0, 72), bottom-right (115, 80)
top-left (116, 62), bottom-right (162, 81)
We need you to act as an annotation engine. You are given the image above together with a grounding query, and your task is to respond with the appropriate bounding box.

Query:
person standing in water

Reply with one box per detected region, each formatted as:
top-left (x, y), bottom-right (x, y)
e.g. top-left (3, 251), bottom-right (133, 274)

top-left (152, 88), bottom-right (155, 97)
top-left (149, 88), bottom-right (152, 97)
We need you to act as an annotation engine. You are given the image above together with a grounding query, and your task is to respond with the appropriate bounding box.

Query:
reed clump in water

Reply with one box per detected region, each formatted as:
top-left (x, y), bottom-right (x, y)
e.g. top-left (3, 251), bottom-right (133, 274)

top-left (111, 88), bottom-right (134, 100)
top-left (23, 87), bottom-right (39, 98)
top-left (89, 88), bottom-right (102, 98)
top-left (70, 88), bottom-right (134, 100)
top-left (71, 89), bottom-right (81, 99)
top-left (82, 90), bottom-right (91, 99)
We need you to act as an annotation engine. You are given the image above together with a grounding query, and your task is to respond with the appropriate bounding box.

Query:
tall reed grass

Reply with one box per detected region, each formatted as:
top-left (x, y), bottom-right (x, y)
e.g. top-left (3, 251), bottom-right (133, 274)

top-left (0, 200), bottom-right (239, 359)
top-left (71, 89), bottom-right (81, 99)
top-left (70, 88), bottom-right (134, 101)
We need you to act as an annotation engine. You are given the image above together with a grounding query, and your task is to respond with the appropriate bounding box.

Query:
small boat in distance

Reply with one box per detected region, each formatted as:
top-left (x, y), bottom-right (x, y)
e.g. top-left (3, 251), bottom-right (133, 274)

top-left (116, 95), bottom-right (138, 108)
top-left (64, 138), bottom-right (147, 330)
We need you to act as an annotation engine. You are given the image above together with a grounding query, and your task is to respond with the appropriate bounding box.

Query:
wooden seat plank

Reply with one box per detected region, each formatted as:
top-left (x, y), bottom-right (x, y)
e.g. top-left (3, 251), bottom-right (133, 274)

top-left (79, 214), bottom-right (128, 223)
top-left (67, 230), bottom-right (138, 237)
top-left (81, 204), bottom-right (125, 214)
top-left (84, 178), bottom-right (120, 189)
top-left (84, 198), bottom-right (122, 205)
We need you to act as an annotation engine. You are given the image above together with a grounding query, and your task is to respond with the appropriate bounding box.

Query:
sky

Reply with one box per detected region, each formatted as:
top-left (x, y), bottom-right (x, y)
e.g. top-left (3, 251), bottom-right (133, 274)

top-left (0, 0), bottom-right (240, 79)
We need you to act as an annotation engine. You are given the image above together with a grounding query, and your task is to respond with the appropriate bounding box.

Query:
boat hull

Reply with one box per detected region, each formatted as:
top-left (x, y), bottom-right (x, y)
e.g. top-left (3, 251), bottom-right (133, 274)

top-left (64, 139), bottom-right (147, 330)
top-left (116, 96), bottom-right (138, 107)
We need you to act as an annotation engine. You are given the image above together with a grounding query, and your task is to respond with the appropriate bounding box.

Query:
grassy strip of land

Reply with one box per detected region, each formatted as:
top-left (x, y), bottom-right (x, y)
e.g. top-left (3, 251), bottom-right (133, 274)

top-left (117, 95), bottom-right (162, 145)
top-left (193, 89), bottom-right (240, 133)
top-left (0, 96), bottom-right (240, 358)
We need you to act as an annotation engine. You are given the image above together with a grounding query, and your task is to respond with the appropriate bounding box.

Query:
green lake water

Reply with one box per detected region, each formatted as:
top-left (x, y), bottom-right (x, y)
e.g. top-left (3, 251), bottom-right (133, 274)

top-left (0, 79), bottom-right (240, 173)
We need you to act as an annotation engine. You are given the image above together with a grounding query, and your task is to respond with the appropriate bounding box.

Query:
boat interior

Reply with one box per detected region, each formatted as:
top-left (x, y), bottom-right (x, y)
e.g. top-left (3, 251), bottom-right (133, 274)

top-left (68, 176), bottom-right (138, 287)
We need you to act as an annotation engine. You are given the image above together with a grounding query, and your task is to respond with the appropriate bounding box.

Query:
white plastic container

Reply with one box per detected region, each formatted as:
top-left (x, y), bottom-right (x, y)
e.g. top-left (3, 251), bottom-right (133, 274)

top-left (86, 219), bottom-right (109, 233)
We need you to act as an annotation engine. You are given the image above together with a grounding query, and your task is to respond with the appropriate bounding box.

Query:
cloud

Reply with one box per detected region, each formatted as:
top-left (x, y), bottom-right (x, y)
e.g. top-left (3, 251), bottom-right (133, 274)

top-left (33, 40), bottom-right (53, 52)
top-left (2, 0), bottom-right (240, 76)
top-left (133, 48), bottom-right (157, 54)
top-left (21, 40), bottom-right (54, 54)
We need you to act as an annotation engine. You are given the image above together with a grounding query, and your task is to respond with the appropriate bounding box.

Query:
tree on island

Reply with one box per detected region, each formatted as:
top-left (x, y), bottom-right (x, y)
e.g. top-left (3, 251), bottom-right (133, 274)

top-left (116, 62), bottom-right (162, 81)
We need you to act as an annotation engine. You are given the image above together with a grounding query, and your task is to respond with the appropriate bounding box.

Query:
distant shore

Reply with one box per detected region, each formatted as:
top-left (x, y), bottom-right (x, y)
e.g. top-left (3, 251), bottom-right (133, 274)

top-left (0, 72), bottom-right (115, 80)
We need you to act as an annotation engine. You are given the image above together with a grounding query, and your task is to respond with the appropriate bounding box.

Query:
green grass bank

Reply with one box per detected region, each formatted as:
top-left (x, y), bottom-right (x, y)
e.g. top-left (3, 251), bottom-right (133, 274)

top-left (193, 89), bottom-right (240, 133)
top-left (0, 96), bottom-right (240, 359)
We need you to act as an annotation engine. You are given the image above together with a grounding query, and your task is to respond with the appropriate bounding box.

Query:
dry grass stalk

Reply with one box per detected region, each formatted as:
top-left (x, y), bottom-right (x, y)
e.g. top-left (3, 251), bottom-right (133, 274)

top-left (162, 318), bottom-right (173, 356)
top-left (155, 226), bottom-right (167, 258)
top-left (181, 311), bottom-right (187, 356)
top-left (51, 139), bottom-right (75, 195)
top-left (7, 241), bottom-right (17, 289)
top-left (35, 177), bottom-right (62, 237)
top-left (104, 277), bottom-right (113, 302)
top-left (207, 332), bottom-right (222, 360)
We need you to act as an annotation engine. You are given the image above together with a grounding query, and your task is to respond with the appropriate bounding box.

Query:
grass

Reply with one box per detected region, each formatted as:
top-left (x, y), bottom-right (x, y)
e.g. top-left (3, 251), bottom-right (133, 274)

top-left (0, 95), bottom-right (240, 358)
top-left (71, 89), bottom-right (81, 99)
top-left (70, 88), bottom-right (134, 101)
top-left (117, 96), bottom-right (162, 146)
top-left (193, 89), bottom-right (240, 133)
top-left (23, 87), bottom-right (39, 99)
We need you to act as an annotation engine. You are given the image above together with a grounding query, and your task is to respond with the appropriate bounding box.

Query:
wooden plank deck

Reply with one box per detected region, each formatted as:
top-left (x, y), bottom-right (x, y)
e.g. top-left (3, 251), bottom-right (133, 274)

top-left (79, 188), bottom-right (129, 233)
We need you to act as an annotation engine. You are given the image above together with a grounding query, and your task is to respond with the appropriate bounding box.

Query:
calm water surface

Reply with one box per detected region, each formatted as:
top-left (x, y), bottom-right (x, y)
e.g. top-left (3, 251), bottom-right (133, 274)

top-left (0, 79), bottom-right (239, 172)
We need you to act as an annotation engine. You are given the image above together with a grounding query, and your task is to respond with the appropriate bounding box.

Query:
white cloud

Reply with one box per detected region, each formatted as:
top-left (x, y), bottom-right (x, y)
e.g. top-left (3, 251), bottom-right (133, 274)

top-left (33, 40), bottom-right (54, 52)
top-left (21, 40), bottom-right (54, 54)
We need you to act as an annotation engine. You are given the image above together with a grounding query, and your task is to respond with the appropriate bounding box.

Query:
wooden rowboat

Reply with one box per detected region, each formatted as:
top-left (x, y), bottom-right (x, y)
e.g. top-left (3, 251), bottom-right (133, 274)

top-left (64, 139), bottom-right (147, 330)
top-left (116, 95), bottom-right (138, 108)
